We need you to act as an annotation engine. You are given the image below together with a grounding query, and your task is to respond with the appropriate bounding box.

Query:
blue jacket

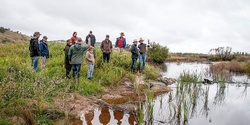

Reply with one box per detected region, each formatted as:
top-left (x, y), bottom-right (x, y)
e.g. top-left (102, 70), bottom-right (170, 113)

top-left (39, 40), bottom-right (49, 58)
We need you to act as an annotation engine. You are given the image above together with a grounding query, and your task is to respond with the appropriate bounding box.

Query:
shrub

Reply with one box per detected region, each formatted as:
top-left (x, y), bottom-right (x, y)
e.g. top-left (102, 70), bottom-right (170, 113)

top-left (147, 42), bottom-right (169, 64)
top-left (244, 61), bottom-right (250, 76)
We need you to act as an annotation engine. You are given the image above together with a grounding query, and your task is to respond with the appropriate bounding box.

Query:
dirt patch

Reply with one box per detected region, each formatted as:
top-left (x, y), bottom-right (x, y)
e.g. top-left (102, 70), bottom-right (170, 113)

top-left (52, 75), bottom-right (172, 119)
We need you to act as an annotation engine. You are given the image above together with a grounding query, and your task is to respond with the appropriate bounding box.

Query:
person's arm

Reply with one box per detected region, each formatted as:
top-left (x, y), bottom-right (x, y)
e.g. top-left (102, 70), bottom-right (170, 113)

top-left (85, 36), bottom-right (88, 44)
top-left (100, 41), bottom-right (104, 52)
top-left (110, 41), bottom-right (113, 51)
top-left (35, 40), bottom-right (40, 56)
top-left (93, 35), bottom-right (96, 45)
top-left (131, 45), bottom-right (136, 54)
top-left (115, 38), bottom-right (118, 47)
top-left (123, 38), bottom-right (126, 48)
top-left (39, 42), bottom-right (43, 56)
top-left (68, 47), bottom-right (72, 63)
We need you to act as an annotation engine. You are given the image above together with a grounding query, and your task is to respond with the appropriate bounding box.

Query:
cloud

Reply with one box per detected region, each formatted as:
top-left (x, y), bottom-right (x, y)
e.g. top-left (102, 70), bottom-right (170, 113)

top-left (1, 0), bottom-right (250, 53)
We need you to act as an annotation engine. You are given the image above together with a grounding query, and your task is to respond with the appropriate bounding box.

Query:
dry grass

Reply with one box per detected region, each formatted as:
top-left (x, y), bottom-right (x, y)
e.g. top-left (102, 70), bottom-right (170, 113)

top-left (210, 61), bottom-right (245, 74)
top-left (0, 31), bottom-right (30, 43)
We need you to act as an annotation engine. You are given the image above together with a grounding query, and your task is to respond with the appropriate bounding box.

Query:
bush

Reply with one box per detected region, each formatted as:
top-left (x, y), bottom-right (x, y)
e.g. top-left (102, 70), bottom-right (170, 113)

top-left (244, 61), bottom-right (250, 76)
top-left (147, 42), bottom-right (169, 64)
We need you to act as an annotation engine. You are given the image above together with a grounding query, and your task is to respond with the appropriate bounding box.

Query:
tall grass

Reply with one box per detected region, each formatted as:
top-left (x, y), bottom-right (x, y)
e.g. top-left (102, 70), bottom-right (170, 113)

top-left (0, 42), bottom-right (159, 124)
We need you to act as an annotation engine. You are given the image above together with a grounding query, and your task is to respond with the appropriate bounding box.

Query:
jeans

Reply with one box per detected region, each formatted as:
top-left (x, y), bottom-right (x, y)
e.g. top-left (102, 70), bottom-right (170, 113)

top-left (31, 56), bottom-right (40, 72)
top-left (72, 64), bottom-right (81, 78)
top-left (131, 58), bottom-right (138, 73)
top-left (138, 54), bottom-right (146, 71)
top-left (87, 64), bottom-right (94, 78)
top-left (103, 53), bottom-right (110, 63)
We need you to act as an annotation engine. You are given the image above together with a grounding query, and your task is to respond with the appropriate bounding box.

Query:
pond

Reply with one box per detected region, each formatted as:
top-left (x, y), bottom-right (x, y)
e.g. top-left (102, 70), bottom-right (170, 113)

top-left (80, 62), bottom-right (250, 125)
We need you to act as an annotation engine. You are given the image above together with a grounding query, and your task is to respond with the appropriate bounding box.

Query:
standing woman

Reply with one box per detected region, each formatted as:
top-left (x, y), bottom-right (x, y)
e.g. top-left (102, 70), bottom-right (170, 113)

top-left (86, 46), bottom-right (95, 80)
top-left (64, 39), bottom-right (72, 79)
top-left (71, 32), bottom-right (78, 44)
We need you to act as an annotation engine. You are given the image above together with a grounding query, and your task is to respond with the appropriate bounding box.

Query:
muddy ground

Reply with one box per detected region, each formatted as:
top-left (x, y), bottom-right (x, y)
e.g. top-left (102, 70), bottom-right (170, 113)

top-left (51, 75), bottom-right (175, 120)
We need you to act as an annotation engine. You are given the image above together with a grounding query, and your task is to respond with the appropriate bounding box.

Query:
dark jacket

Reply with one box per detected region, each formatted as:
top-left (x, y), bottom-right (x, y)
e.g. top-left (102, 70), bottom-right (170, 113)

top-left (131, 44), bottom-right (139, 58)
top-left (85, 34), bottom-right (96, 47)
top-left (39, 40), bottom-right (49, 58)
top-left (100, 39), bottom-right (113, 54)
top-left (29, 37), bottom-right (40, 57)
top-left (138, 43), bottom-right (147, 54)
top-left (68, 43), bottom-right (89, 64)
top-left (64, 44), bottom-right (71, 69)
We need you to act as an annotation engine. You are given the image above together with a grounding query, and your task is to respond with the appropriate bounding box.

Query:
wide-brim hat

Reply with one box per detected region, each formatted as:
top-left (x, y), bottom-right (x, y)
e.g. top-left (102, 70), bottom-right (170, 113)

top-left (120, 32), bottom-right (125, 36)
top-left (133, 39), bottom-right (138, 43)
top-left (139, 37), bottom-right (144, 42)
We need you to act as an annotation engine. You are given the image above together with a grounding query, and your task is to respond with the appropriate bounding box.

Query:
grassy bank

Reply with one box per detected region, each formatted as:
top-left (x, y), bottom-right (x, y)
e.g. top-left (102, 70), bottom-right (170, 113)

top-left (0, 42), bottom-right (160, 124)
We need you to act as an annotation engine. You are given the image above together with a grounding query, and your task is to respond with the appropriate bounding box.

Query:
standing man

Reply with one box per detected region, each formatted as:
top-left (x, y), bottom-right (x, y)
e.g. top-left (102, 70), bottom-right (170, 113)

top-left (100, 35), bottom-right (113, 63)
top-left (64, 39), bottom-right (73, 79)
top-left (138, 38), bottom-right (147, 72)
top-left (86, 46), bottom-right (95, 80)
top-left (29, 31), bottom-right (41, 72)
top-left (85, 30), bottom-right (96, 47)
top-left (115, 32), bottom-right (126, 52)
top-left (71, 32), bottom-right (78, 44)
top-left (39, 36), bottom-right (49, 70)
top-left (68, 38), bottom-right (89, 78)
top-left (131, 39), bottom-right (139, 73)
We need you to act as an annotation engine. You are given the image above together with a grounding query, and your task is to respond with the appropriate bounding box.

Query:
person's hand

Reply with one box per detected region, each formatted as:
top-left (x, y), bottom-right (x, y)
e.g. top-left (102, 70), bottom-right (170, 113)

top-left (69, 61), bottom-right (72, 64)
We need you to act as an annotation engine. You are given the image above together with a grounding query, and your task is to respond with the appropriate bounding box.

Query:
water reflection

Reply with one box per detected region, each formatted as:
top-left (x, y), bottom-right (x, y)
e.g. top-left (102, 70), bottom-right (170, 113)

top-left (99, 107), bottom-right (110, 125)
top-left (113, 110), bottom-right (124, 125)
top-left (85, 110), bottom-right (94, 125)
top-left (79, 63), bottom-right (250, 125)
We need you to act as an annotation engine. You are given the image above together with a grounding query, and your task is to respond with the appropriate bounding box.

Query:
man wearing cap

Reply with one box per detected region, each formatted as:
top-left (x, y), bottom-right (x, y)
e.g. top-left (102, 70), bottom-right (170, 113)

top-left (130, 39), bottom-right (139, 73)
top-left (39, 36), bottom-right (49, 70)
top-left (85, 30), bottom-right (96, 47)
top-left (138, 38), bottom-right (147, 72)
top-left (115, 32), bottom-right (126, 53)
top-left (29, 31), bottom-right (41, 72)
top-left (86, 46), bottom-right (95, 80)
top-left (68, 37), bottom-right (89, 78)
top-left (100, 35), bottom-right (113, 63)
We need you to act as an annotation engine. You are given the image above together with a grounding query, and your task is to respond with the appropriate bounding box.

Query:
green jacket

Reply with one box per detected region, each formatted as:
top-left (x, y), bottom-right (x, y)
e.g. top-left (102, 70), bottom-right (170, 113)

top-left (68, 43), bottom-right (89, 64)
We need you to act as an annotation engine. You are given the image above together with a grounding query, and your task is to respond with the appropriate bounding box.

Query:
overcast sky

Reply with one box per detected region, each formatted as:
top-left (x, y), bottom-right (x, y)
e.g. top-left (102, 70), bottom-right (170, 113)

top-left (1, 0), bottom-right (250, 53)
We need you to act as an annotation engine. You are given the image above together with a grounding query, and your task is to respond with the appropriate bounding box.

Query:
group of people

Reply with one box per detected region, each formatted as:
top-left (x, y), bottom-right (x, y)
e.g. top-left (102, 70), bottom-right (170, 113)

top-left (29, 30), bottom-right (147, 80)
top-left (29, 32), bottom-right (49, 72)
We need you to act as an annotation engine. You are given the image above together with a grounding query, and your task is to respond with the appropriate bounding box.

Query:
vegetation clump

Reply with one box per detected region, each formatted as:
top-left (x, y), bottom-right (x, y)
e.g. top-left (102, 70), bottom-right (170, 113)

top-left (147, 42), bottom-right (169, 64)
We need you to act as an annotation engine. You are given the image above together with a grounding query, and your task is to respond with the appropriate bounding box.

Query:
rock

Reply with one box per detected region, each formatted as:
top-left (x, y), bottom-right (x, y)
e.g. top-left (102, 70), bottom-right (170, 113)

top-left (102, 94), bottom-right (130, 104)
top-left (158, 77), bottom-right (176, 86)
top-left (151, 85), bottom-right (171, 95)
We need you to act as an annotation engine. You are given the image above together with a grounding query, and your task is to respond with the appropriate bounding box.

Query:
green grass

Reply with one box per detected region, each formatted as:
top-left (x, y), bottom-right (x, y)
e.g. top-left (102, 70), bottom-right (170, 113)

top-left (178, 71), bottom-right (201, 83)
top-left (0, 42), bottom-right (159, 124)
